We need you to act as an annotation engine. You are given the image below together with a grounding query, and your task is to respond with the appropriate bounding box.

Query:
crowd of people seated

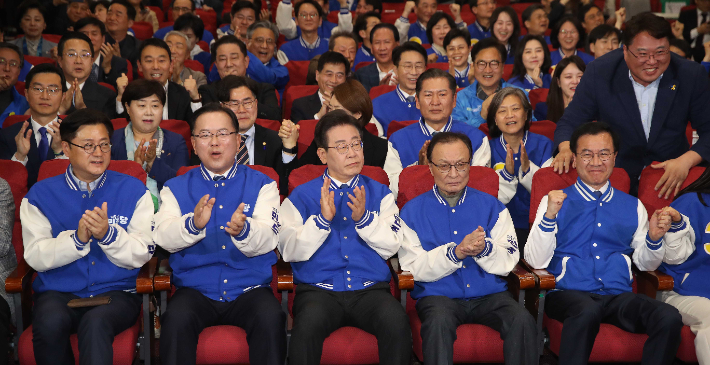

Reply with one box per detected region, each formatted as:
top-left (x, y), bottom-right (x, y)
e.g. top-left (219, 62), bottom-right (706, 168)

top-left (0, 0), bottom-right (710, 363)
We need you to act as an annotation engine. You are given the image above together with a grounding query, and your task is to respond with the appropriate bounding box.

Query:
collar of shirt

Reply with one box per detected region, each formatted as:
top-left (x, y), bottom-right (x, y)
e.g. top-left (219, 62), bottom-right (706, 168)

top-left (68, 164), bottom-right (105, 192)
top-left (559, 48), bottom-right (577, 59)
top-left (324, 168), bottom-right (359, 189)
top-left (94, 54), bottom-right (101, 67)
top-left (241, 124), bottom-right (255, 141)
top-left (416, 21), bottom-right (426, 31)
top-left (455, 64), bottom-right (470, 78)
top-left (419, 116), bottom-right (453, 136)
top-left (432, 184), bottom-right (468, 206)
top-left (30, 116), bottom-right (59, 147)
top-left (628, 70), bottom-right (663, 90)
top-left (190, 44), bottom-right (203, 59)
top-left (431, 43), bottom-right (446, 56)
top-left (200, 159), bottom-right (238, 180)
top-left (580, 179), bottom-right (609, 195)
top-left (65, 80), bottom-right (87, 91)
top-left (474, 19), bottom-right (488, 32)
top-left (396, 85), bottom-right (415, 102)
top-left (475, 80), bottom-right (502, 100)
top-left (318, 90), bottom-right (326, 104)
top-left (361, 45), bottom-right (372, 56)
top-left (376, 63), bottom-right (395, 82)
top-left (524, 73), bottom-right (543, 89)
top-left (299, 36), bottom-right (321, 50)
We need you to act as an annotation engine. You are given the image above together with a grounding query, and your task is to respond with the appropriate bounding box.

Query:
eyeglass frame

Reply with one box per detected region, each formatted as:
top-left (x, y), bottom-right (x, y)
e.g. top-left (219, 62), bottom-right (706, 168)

top-left (298, 12), bottom-right (319, 19)
top-left (63, 51), bottom-right (93, 60)
top-left (576, 150), bottom-right (616, 163)
top-left (221, 99), bottom-right (256, 110)
top-left (192, 130), bottom-right (239, 141)
top-left (326, 139), bottom-right (363, 155)
top-left (0, 58), bottom-right (21, 69)
top-left (626, 47), bottom-right (670, 63)
top-left (29, 85), bottom-right (62, 96)
top-left (66, 141), bottom-right (112, 154)
top-left (430, 161), bottom-right (471, 174)
top-left (474, 60), bottom-right (501, 71)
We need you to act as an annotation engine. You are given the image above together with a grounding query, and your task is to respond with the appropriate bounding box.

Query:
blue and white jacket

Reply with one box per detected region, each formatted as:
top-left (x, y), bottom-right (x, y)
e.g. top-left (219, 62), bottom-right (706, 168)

top-left (277, 36), bottom-right (330, 63)
top-left (153, 162), bottom-right (280, 302)
top-left (525, 178), bottom-right (666, 295)
top-left (507, 73), bottom-right (552, 91)
top-left (550, 48), bottom-right (595, 66)
top-left (398, 186), bottom-right (519, 299)
top-left (467, 20), bottom-right (491, 45)
top-left (276, 0), bottom-right (352, 41)
top-left (279, 170), bottom-right (401, 291)
top-left (372, 86), bottom-right (422, 135)
top-left (0, 87), bottom-right (29, 127)
top-left (452, 80), bottom-right (531, 128)
top-left (490, 132), bottom-right (553, 228)
top-left (385, 117), bottom-right (491, 197)
top-left (353, 45), bottom-right (375, 69)
top-left (20, 166), bottom-right (155, 297)
top-left (453, 64), bottom-right (471, 88)
top-left (660, 192), bottom-right (710, 299)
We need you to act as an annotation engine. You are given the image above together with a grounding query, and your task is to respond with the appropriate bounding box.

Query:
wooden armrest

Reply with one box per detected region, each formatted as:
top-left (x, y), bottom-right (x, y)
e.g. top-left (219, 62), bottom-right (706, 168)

top-left (387, 258), bottom-right (414, 290)
top-left (635, 268), bottom-right (674, 299)
top-left (507, 262), bottom-right (537, 290)
top-left (5, 259), bottom-right (35, 294)
top-left (520, 259), bottom-right (556, 290)
top-left (153, 259), bottom-right (172, 292)
top-left (277, 258), bottom-right (293, 291)
top-left (136, 257), bottom-right (158, 294)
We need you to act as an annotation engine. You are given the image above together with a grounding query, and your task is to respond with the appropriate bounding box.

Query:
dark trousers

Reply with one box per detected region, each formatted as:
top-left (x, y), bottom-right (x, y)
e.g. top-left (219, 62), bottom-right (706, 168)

top-left (0, 296), bottom-right (10, 365)
top-left (416, 291), bottom-right (538, 365)
top-left (288, 282), bottom-right (412, 365)
top-left (545, 290), bottom-right (683, 365)
top-left (160, 287), bottom-right (286, 365)
top-left (32, 290), bottom-right (141, 365)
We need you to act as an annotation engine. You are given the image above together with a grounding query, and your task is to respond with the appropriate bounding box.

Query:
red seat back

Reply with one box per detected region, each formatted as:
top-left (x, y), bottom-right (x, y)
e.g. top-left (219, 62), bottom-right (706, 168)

top-left (42, 34), bottom-right (61, 43)
top-left (426, 63), bottom-right (449, 71)
top-left (38, 159), bottom-right (147, 184)
top-left (111, 118), bottom-right (130, 131)
top-left (184, 59), bottom-right (205, 73)
top-left (369, 84), bottom-right (396, 100)
top-left (161, 119), bottom-right (193, 154)
top-left (195, 9), bottom-right (217, 34)
top-left (396, 165), bottom-right (499, 209)
top-left (503, 64), bottom-right (514, 81)
top-left (528, 88), bottom-right (549, 109)
top-left (98, 82), bottom-right (116, 93)
top-left (529, 167), bottom-right (630, 226)
top-left (387, 120), bottom-right (418, 138)
top-left (3, 115), bottom-right (28, 129)
top-left (284, 61), bottom-right (311, 90)
top-left (0, 161), bottom-right (28, 262)
top-left (15, 81), bottom-right (25, 97)
top-left (288, 165), bottom-right (389, 195)
top-left (686, 123), bottom-right (694, 146)
top-left (255, 118), bottom-right (281, 132)
top-left (147, 5), bottom-right (164, 21)
top-left (24, 55), bottom-right (55, 66)
top-left (354, 61), bottom-right (373, 71)
top-left (638, 164), bottom-right (705, 216)
top-left (126, 61), bottom-right (134, 82)
top-left (478, 123), bottom-right (491, 139)
top-left (296, 119), bottom-right (318, 159)
top-left (283, 85), bottom-right (319, 120)
top-left (364, 123), bottom-right (378, 136)
top-left (197, 40), bottom-right (210, 53)
top-left (132, 21), bottom-right (154, 40)
top-left (177, 165), bottom-right (280, 193)
top-left (530, 120), bottom-right (556, 142)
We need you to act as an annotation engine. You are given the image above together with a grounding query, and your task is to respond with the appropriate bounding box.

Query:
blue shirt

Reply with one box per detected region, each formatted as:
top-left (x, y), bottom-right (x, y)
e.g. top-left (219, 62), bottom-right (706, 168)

top-left (407, 19), bottom-right (428, 44)
top-left (452, 80), bottom-right (531, 127)
top-left (426, 46), bottom-right (448, 63)
top-left (453, 64), bottom-right (471, 88)
top-left (629, 71), bottom-right (662, 141)
top-left (0, 87), bottom-right (29, 127)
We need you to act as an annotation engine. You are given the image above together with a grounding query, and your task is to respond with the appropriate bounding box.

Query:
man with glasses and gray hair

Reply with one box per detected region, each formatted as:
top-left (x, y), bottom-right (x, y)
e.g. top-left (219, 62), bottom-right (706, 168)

top-left (246, 21), bottom-right (289, 96)
top-left (164, 31), bottom-right (208, 88)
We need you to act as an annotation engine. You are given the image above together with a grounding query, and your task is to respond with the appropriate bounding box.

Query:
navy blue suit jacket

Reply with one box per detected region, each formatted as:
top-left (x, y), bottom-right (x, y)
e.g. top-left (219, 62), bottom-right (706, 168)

top-left (0, 117), bottom-right (57, 187)
top-left (354, 62), bottom-right (381, 92)
top-left (110, 127), bottom-right (190, 189)
top-left (555, 49), bottom-right (710, 185)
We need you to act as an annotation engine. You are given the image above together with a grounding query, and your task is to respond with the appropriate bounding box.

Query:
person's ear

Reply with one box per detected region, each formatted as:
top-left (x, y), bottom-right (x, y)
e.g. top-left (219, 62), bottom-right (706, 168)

top-left (353, 112), bottom-right (362, 120)
top-left (451, 92), bottom-right (457, 109)
top-left (244, 53), bottom-right (250, 68)
top-left (524, 20), bottom-right (531, 30)
top-left (415, 95), bottom-right (421, 110)
top-left (317, 147), bottom-right (328, 164)
top-left (127, 19), bottom-right (134, 29)
top-left (62, 140), bottom-right (71, 156)
top-left (358, 29), bottom-right (367, 41)
top-left (589, 42), bottom-right (596, 55)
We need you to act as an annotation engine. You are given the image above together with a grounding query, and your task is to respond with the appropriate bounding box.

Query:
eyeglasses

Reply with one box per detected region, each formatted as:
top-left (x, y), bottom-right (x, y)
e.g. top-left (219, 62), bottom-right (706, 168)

top-left (67, 141), bottom-right (112, 154)
top-left (298, 12), bottom-right (318, 19)
top-left (577, 151), bottom-right (615, 163)
top-left (64, 52), bottom-right (92, 60)
top-left (327, 139), bottom-right (363, 154)
top-left (559, 29), bottom-right (578, 36)
top-left (221, 99), bottom-right (255, 110)
top-left (252, 37), bottom-right (276, 46)
top-left (192, 130), bottom-right (238, 141)
top-left (0, 58), bottom-right (20, 69)
top-left (477, 0), bottom-right (496, 6)
top-left (627, 48), bottom-right (670, 63)
top-left (172, 6), bottom-right (191, 12)
top-left (475, 60), bottom-right (501, 70)
top-left (400, 63), bottom-right (426, 73)
top-left (235, 14), bottom-right (255, 22)
top-left (430, 161), bottom-right (470, 173)
top-left (30, 86), bottom-right (61, 95)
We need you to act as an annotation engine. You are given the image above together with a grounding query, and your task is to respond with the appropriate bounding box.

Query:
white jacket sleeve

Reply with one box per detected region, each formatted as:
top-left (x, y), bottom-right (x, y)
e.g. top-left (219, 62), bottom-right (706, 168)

top-left (330, 10), bottom-right (353, 33)
top-left (276, 1), bottom-right (298, 40)
top-left (471, 136), bottom-right (491, 167)
top-left (354, 192), bottom-right (401, 259)
top-left (21, 198), bottom-right (90, 272)
top-left (519, 157), bottom-right (552, 193)
top-left (398, 220), bottom-right (462, 282)
top-left (632, 200), bottom-right (666, 271)
top-left (394, 17), bottom-right (410, 42)
top-left (230, 181), bottom-right (281, 257)
top-left (383, 141), bottom-right (403, 198)
top-left (278, 198), bottom-right (332, 262)
top-left (97, 191), bottom-right (155, 270)
top-left (663, 214), bottom-right (697, 265)
top-left (524, 195), bottom-right (558, 269)
top-left (153, 186), bottom-right (207, 253)
top-left (474, 208), bottom-right (519, 276)
top-left (496, 168), bottom-right (517, 205)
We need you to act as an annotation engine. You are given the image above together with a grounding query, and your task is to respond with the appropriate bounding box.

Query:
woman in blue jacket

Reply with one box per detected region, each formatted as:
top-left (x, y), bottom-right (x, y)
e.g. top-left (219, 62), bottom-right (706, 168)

top-left (507, 34), bottom-right (552, 90)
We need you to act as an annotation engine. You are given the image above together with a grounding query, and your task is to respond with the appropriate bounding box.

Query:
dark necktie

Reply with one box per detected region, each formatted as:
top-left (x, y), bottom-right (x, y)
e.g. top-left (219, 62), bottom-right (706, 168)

top-left (340, 184), bottom-right (348, 189)
top-left (698, 13), bottom-right (709, 49)
top-left (213, 175), bottom-right (225, 181)
top-left (406, 96), bottom-right (415, 103)
top-left (593, 191), bottom-right (602, 200)
top-left (88, 63), bottom-right (99, 83)
top-left (236, 134), bottom-right (249, 165)
top-left (38, 127), bottom-right (49, 162)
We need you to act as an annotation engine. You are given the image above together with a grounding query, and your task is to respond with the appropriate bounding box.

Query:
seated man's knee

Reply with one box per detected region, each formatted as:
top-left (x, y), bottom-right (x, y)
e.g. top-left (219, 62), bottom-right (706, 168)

top-left (653, 304), bottom-right (683, 332)
top-left (419, 305), bottom-right (458, 334)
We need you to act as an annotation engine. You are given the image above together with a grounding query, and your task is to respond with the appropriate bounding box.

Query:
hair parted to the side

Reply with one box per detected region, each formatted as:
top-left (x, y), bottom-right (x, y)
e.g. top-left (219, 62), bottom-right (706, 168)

top-left (314, 110), bottom-right (363, 149)
top-left (59, 108), bottom-right (114, 142)
top-left (426, 132), bottom-right (473, 162)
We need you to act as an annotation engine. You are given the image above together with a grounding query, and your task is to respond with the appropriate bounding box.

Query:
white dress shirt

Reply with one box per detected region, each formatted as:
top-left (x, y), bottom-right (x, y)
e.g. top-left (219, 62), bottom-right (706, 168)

top-left (11, 116), bottom-right (61, 165)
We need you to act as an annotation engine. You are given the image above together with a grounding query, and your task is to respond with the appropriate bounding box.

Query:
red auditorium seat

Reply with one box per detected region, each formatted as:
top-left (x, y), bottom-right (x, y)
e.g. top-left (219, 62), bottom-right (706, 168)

top-left (396, 165), bottom-right (498, 210)
top-left (256, 118), bottom-right (282, 132)
top-left (528, 88), bottom-right (549, 109)
top-left (287, 164), bottom-right (388, 195)
top-left (354, 61), bottom-right (373, 71)
top-left (147, 5), bottom-right (164, 21)
top-left (369, 85), bottom-right (396, 100)
top-left (503, 64), bottom-right (514, 81)
top-left (284, 61), bottom-right (311, 90)
top-left (23, 55), bottom-right (55, 66)
top-left (195, 9), bottom-right (217, 34)
top-left (387, 120), bottom-right (418, 138)
top-left (426, 62), bottom-right (449, 71)
top-left (283, 85), bottom-right (319, 120)
top-left (184, 59), bottom-right (205, 73)
top-left (132, 21), bottom-right (154, 40)
top-left (686, 123), bottom-right (695, 146)
top-left (42, 34), bottom-right (61, 43)
top-left (295, 119), bottom-right (317, 159)
top-left (3, 115), bottom-right (28, 129)
top-left (98, 82), bottom-right (116, 93)
top-left (0, 161), bottom-right (28, 268)
top-left (197, 41), bottom-right (209, 53)
top-left (637, 163), bottom-right (704, 218)
top-left (14, 81), bottom-right (25, 97)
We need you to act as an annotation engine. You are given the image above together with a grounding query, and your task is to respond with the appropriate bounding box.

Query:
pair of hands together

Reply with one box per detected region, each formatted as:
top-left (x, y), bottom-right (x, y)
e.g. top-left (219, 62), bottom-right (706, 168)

top-left (76, 202), bottom-right (110, 243)
top-left (193, 195), bottom-right (248, 236)
top-left (320, 178), bottom-right (367, 222)
top-left (134, 138), bottom-right (158, 173)
top-left (455, 226), bottom-right (487, 259)
top-left (14, 119), bottom-right (63, 161)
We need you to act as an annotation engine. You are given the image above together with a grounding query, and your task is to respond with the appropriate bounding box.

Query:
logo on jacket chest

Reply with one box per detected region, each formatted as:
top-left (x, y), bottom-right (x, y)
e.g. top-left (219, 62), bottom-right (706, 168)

top-left (108, 215), bottom-right (129, 225)
top-left (243, 204), bottom-right (251, 213)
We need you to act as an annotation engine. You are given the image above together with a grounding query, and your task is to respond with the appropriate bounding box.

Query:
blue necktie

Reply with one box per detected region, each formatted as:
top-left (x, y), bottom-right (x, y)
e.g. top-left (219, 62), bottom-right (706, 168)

top-left (213, 175), bottom-right (225, 181)
top-left (406, 96), bottom-right (415, 104)
top-left (340, 184), bottom-right (348, 189)
top-left (593, 191), bottom-right (602, 200)
top-left (38, 127), bottom-right (49, 162)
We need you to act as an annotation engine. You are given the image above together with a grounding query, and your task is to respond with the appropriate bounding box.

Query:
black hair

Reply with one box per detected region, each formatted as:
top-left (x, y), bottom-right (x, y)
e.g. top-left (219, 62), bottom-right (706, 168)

top-left (121, 79), bottom-right (167, 107)
top-left (17, 1), bottom-right (47, 28)
top-left (317, 51), bottom-right (350, 72)
top-left (485, 87), bottom-right (532, 138)
top-left (231, 0), bottom-right (259, 16)
top-left (490, 6), bottom-right (520, 51)
top-left (89, 0), bottom-right (111, 14)
top-left (328, 31), bottom-right (358, 51)
top-left (59, 108), bottom-right (114, 142)
top-left (413, 0), bottom-right (436, 6)
top-left (546, 55), bottom-right (585, 123)
top-left (295, 0), bottom-right (324, 18)
top-left (369, 22), bottom-right (399, 44)
top-left (0, 43), bottom-right (24, 69)
top-left (190, 103), bottom-right (240, 132)
top-left (426, 12), bottom-right (456, 45)
top-left (551, 15), bottom-right (586, 50)
top-left (522, 4), bottom-right (544, 24)
top-left (211, 35), bottom-right (247, 63)
top-left (360, 0), bottom-right (382, 13)
top-left (314, 109), bottom-right (363, 149)
top-left (173, 13), bottom-right (205, 41)
top-left (511, 35), bottom-right (551, 80)
top-left (58, 32), bottom-right (94, 57)
top-left (74, 16), bottom-right (107, 37)
top-left (171, 0), bottom-right (195, 11)
top-left (415, 68), bottom-right (457, 96)
top-left (426, 131), bottom-right (473, 162)
top-left (578, 4), bottom-right (602, 26)
top-left (587, 24), bottom-right (620, 45)
top-left (393, 41), bottom-right (427, 66)
top-left (676, 166), bottom-right (710, 205)
top-left (670, 38), bottom-right (692, 59)
top-left (216, 75), bottom-right (258, 101)
top-left (354, 11), bottom-right (381, 43)
top-left (138, 38), bottom-right (172, 61)
top-left (443, 27), bottom-right (471, 49)
top-left (25, 63), bottom-right (67, 92)
top-left (471, 37), bottom-right (506, 62)
top-left (111, 0), bottom-right (137, 21)
top-left (569, 121), bottom-right (619, 155)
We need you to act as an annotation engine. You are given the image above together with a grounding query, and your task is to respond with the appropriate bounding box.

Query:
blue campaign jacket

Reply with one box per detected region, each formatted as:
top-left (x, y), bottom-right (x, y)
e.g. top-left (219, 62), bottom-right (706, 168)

top-left (353, 46), bottom-right (375, 69)
top-left (452, 80), bottom-right (530, 127)
top-left (426, 46), bottom-right (448, 63)
top-left (372, 87), bottom-right (422, 135)
top-left (467, 21), bottom-right (491, 44)
top-left (110, 127), bottom-right (190, 189)
top-left (154, 25), bottom-right (214, 44)
top-left (0, 87), bottom-right (29, 127)
top-left (490, 132), bottom-right (553, 228)
top-left (550, 48), bottom-right (594, 66)
top-left (660, 193), bottom-right (710, 299)
top-left (280, 36), bottom-right (329, 61)
top-left (25, 169), bottom-right (150, 297)
top-left (164, 164), bottom-right (278, 301)
top-left (507, 74), bottom-right (552, 90)
top-left (400, 186), bottom-right (513, 299)
top-left (453, 64), bottom-right (471, 88)
top-left (408, 20), bottom-right (428, 44)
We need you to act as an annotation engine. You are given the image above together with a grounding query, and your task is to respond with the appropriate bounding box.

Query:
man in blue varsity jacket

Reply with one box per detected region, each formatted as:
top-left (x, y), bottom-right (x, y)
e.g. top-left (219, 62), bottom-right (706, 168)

top-left (352, 12), bottom-right (380, 68)
top-left (385, 69), bottom-right (491, 198)
top-left (525, 122), bottom-right (683, 365)
top-left (279, 110), bottom-right (411, 365)
top-left (467, 0), bottom-right (495, 44)
top-left (154, 103), bottom-right (285, 365)
top-left (372, 42), bottom-right (426, 136)
top-left (277, 0), bottom-right (331, 64)
top-left (20, 109), bottom-right (155, 365)
top-left (398, 132), bottom-right (538, 365)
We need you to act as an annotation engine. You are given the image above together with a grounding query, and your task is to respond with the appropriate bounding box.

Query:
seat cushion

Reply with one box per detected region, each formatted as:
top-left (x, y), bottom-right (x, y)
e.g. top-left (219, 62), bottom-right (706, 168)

top-left (195, 325), bottom-right (250, 364)
top-left (676, 325), bottom-right (697, 363)
top-left (320, 326), bottom-right (379, 365)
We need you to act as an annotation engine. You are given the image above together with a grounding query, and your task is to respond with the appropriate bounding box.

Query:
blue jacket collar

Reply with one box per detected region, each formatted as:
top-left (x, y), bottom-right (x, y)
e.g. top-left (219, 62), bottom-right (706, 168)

top-left (432, 184), bottom-right (468, 206)
top-left (64, 164), bottom-right (107, 192)
top-left (419, 117), bottom-right (453, 137)
top-left (497, 131), bottom-right (528, 151)
top-left (323, 168), bottom-right (360, 190)
top-left (574, 177), bottom-right (614, 202)
top-left (200, 160), bottom-right (239, 181)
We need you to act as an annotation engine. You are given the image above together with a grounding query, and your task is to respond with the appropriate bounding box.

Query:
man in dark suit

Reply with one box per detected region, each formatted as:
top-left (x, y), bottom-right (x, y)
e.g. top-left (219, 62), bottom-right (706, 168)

top-left (116, 38), bottom-right (198, 123)
top-left (553, 12), bottom-right (710, 197)
top-left (678, 0), bottom-right (710, 62)
top-left (106, 0), bottom-right (141, 80)
top-left (75, 17), bottom-right (130, 89)
top-left (354, 23), bottom-right (399, 92)
top-left (57, 32), bottom-right (117, 119)
top-left (0, 64), bottom-right (67, 187)
top-left (291, 51), bottom-right (349, 124)
top-left (198, 35), bottom-right (281, 121)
